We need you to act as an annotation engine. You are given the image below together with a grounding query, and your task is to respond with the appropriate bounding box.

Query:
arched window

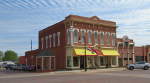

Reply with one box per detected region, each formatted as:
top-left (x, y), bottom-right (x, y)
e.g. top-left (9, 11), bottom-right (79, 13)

top-left (107, 32), bottom-right (111, 45)
top-left (74, 30), bottom-right (78, 43)
top-left (100, 32), bottom-right (104, 45)
top-left (112, 33), bottom-right (116, 46)
top-left (67, 30), bottom-right (71, 44)
top-left (94, 31), bottom-right (98, 44)
top-left (88, 31), bottom-right (92, 44)
top-left (81, 30), bottom-right (85, 43)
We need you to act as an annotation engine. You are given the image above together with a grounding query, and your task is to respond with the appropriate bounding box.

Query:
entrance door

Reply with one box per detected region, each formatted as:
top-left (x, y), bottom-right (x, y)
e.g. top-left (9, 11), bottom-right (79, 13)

top-left (80, 56), bottom-right (85, 69)
top-left (106, 56), bottom-right (111, 68)
top-left (51, 57), bottom-right (55, 70)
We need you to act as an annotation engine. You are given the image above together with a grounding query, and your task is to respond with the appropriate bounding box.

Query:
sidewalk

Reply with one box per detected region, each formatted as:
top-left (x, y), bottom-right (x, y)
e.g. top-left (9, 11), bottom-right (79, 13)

top-left (55, 67), bottom-right (126, 74)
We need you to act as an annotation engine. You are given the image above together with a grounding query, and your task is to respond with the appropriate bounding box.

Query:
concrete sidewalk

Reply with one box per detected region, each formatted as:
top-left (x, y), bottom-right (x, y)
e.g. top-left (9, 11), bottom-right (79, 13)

top-left (55, 67), bottom-right (126, 73)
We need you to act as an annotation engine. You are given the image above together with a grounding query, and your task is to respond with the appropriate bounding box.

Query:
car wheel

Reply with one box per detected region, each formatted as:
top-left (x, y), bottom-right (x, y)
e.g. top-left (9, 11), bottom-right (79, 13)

top-left (129, 66), bottom-right (134, 70)
top-left (144, 66), bottom-right (149, 70)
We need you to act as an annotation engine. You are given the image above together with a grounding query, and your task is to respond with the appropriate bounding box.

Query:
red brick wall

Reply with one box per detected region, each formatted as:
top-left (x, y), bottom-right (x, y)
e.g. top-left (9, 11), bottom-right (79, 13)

top-left (19, 56), bottom-right (26, 64)
top-left (25, 49), bottom-right (39, 66)
top-left (134, 47), bottom-right (144, 57)
top-left (39, 21), bottom-right (66, 69)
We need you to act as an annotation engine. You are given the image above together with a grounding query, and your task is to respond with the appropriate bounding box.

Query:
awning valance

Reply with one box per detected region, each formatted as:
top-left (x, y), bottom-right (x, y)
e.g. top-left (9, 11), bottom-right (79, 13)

top-left (74, 48), bottom-right (97, 56)
top-left (101, 49), bottom-right (120, 56)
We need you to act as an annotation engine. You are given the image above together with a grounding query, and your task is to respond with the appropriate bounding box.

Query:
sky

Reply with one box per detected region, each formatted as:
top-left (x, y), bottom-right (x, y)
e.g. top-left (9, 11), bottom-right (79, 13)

top-left (0, 0), bottom-right (150, 56)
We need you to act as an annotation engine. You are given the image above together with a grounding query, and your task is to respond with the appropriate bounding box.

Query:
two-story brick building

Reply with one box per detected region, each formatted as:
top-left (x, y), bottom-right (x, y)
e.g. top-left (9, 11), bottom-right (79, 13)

top-left (117, 36), bottom-right (135, 66)
top-left (25, 15), bottom-right (120, 71)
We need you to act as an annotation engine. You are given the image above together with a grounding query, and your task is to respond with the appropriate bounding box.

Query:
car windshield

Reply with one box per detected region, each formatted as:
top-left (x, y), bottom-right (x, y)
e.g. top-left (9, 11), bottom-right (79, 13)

top-left (136, 61), bottom-right (145, 64)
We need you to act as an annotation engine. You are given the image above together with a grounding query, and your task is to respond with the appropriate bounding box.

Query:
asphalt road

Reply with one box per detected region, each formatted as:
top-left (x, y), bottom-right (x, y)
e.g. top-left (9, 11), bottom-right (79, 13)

top-left (1, 69), bottom-right (150, 83)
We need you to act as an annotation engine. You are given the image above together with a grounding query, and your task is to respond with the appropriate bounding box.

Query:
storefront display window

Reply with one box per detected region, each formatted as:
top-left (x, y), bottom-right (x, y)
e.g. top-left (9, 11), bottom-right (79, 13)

top-left (73, 57), bottom-right (79, 67)
top-left (67, 56), bottom-right (72, 67)
top-left (112, 56), bottom-right (116, 65)
top-left (100, 56), bottom-right (105, 66)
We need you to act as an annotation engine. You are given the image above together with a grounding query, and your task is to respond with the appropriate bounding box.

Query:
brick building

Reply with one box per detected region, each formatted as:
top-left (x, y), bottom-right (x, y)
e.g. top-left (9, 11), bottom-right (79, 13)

top-left (117, 36), bottom-right (135, 66)
top-left (25, 15), bottom-right (120, 71)
top-left (135, 45), bottom-right (150, 62)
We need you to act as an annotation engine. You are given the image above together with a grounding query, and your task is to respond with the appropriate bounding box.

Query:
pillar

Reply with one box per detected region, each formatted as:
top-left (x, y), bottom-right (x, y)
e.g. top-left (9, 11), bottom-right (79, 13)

top-left (41, 57), bottom-right (43, 71)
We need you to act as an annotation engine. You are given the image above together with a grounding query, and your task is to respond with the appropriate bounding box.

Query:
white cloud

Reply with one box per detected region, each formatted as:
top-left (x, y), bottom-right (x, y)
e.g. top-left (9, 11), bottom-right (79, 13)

top-left (0, 0), bottom-right (150, 56)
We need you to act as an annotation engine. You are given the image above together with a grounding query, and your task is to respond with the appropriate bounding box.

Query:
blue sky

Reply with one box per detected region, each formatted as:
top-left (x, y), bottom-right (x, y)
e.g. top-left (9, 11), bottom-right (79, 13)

top-left (0, 0), bottom-right (150, 56)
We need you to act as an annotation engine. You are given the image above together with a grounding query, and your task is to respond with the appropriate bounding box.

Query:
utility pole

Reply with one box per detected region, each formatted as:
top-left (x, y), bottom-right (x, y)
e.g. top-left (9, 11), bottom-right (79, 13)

top-left (31, 40), bottom-right (32, 51)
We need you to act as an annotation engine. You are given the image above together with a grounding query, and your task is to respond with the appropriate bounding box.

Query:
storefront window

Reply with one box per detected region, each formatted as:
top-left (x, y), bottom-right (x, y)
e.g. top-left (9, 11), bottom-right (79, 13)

top-left (67, 56), bottom-right (72, 67)
top-left (73, 57), bottom-right (79, 67)
top-left (100, 56), bottom-right (105, 66)
top-left (112, 56), bottom-right (116, 65)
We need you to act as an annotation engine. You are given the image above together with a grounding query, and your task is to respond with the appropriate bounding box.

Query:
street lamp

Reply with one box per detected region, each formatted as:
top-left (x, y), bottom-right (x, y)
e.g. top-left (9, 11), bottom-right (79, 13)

top-left (84, 34), bottom-right (87, 72)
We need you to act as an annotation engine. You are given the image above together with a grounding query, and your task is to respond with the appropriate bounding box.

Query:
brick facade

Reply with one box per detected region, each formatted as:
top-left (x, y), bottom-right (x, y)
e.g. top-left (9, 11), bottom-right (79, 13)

top-left (25, 15), bottom-right (121, 71)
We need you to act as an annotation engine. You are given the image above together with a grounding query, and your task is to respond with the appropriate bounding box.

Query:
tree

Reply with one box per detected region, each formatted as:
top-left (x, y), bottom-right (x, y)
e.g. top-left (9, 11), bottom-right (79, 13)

top-left (0, 50), bottom-right (4, 61)
top-left (3, 50), bottom-right (18, 61)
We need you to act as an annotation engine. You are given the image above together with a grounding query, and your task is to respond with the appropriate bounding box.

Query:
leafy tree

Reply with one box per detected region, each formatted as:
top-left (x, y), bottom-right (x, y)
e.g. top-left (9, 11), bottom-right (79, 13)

top-left (3, 50), bottom-right (18, 61)
top-left (0, 50), bottom-right (4, 61)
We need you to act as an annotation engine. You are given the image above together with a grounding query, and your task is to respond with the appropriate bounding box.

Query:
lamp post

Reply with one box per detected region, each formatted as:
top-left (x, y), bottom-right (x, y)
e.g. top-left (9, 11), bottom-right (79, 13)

top-left (84, 34), bottom-right (87, 72)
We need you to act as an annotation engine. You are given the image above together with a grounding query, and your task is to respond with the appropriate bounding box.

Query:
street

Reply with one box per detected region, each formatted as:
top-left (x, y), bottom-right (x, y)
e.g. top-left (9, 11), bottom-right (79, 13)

top-left (1, 69), bottom-right (150, 83)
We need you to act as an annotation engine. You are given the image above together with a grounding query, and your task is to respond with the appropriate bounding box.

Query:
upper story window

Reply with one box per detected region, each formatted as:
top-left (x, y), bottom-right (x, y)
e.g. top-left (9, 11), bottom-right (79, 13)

top-left (49, 35), bottom-right (52, 48)
top-left (112, 33), bottom-right (116, 46)
top-left (81, 30), bottom-right (85, 43)
top-left (45, 36), bottom-right (48, 48)
top-left (107, 32), bottom-right (111, 45)
top-left (41, 37), bottom-right (44, 49)
top-left (67, 30), bottom-right (71, 44)
top-left (94, 31), bottom-right (98, 44)
top-left (73, 30), bottom-right (78, 43)
top-left (57, 32), bottom-right (60, 46)
top-left (100, 32), bottom-right (104, 45)
top-left (88, 31), bottom-right (92, 44)
top-left (53, 33), bottom-right (56, 47)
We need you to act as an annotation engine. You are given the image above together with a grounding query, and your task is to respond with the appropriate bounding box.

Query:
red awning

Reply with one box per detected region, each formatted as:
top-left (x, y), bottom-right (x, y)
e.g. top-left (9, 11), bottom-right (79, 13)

top-left (87, 48), bottom-right (103, 56)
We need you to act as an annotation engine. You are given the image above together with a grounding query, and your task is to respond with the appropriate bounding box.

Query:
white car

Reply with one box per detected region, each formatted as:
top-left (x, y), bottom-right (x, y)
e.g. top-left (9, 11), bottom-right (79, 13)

top-left (127, 61), bottom-right (150, 70)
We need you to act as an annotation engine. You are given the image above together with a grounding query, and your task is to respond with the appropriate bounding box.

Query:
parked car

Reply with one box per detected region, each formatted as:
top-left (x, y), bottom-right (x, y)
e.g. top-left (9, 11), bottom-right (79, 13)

top-left (127, 61), bottom-right (150, 70)
top-left (5, 64), bottom-right (16, 70)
